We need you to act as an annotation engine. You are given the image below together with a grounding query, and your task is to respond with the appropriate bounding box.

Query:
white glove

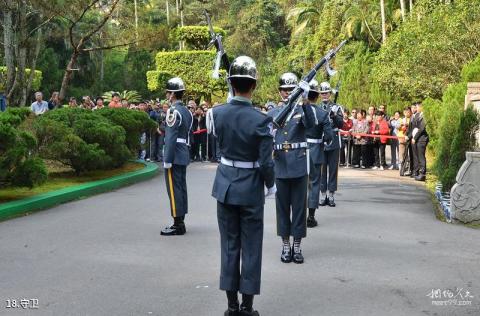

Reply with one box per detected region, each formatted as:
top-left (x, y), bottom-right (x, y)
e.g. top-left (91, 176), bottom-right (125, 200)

top-left (163, 162), bottom-right (172, 169)
top-left (265, 184), bottom-right (277, 197)
top-left (299, 80), bottom-right (310, 99)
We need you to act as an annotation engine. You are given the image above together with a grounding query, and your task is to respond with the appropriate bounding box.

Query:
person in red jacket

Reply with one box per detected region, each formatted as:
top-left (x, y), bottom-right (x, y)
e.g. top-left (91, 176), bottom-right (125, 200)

top-left (371, 111), bottom-right (390, 170)
top-left (340, 110), bottom-right (354, 166)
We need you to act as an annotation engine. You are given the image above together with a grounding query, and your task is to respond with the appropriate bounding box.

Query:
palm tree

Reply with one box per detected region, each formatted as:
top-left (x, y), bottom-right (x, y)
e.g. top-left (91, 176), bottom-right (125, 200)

top-left (286, 0), bottom-right (324, 37)
top-left (342, 0), bottom-right (382, 47)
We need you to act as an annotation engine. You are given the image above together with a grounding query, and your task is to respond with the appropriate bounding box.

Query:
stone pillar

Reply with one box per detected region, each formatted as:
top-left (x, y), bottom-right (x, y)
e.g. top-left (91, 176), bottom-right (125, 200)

top-left (466, 82), bottom-right (480, 149)
top-left (450, 152), bottom-right (480, 224)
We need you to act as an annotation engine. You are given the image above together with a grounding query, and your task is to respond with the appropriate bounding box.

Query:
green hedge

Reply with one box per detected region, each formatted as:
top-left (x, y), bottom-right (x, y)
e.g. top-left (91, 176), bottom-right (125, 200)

top-left (33, 108), bottom-right (156, 174)
top-left (146, 70), bottom-right (173, 92)
top-left (0, 66), bottom-right (42, 91)
top-left (148, 51), bottom-right (226, 99)
top-left (171, 26), bottom-right (226, 50)
top-left (0, 108), bottom-right (47, 188)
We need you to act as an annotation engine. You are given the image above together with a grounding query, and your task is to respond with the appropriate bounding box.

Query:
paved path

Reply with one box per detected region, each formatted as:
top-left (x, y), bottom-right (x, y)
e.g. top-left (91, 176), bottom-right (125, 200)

top-left (0, 164), bottom-right (479, 316)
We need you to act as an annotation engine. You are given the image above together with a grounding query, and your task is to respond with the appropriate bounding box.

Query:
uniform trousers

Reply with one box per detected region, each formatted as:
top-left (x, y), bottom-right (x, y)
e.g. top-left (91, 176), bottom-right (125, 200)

top-left (217, 202), bottom-right (264, 295)
top-left (411, 141), bottom-right (419, 175)
top-left (307, 162), bottom-right (322, 209)
top-left (276, 176), bottom-right (308, 239)
top-left (320, 148), bottom-right (340, 193)
top-left (164, 165), bottom-right (188, 218)
top-left (414, 139), bottom-right (428, 175)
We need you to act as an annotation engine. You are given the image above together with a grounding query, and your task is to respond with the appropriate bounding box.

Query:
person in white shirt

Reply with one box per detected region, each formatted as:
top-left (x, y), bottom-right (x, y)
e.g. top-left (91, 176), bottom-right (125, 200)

top-left (30, 92), bottom-right (49, 115)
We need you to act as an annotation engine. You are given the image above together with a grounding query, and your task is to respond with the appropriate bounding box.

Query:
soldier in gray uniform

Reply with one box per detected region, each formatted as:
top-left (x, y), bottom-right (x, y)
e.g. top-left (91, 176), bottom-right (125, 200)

top-left (211, 56), bottom-right (275, 316)
top-left (319, 82), bottom-right (344, 207)
top-left (268, 72), bottom-right (315, 264)
top-left (305, 80), bottom-right (333, 227)
top-left (160, 77), bottom-right (193, 236)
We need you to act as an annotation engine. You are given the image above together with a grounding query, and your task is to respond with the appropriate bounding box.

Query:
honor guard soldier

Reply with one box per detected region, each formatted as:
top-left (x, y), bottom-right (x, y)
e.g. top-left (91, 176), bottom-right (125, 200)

top-left (277, 72), bottom-right (298, 106)
top-left (160, 77), bottom-right (193, 236)
top-left (305, 80), bottom-right (333, 227)
top-left (268, 72), bottom-right (315, 264)
top-left (211, 56), bottom-right (275, 316)
top-left (319, 82), bottom-right (344, 207)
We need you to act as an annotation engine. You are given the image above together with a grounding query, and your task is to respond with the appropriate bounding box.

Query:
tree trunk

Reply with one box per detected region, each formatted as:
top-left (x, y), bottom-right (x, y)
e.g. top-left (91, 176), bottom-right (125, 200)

top-left (59, 51), bottom-right (79, 101)
top-left (3, 2), bottom-right (16, 103)
top-left (15, 1), bottom-right (28, 106)
top-left (166, 0), bottom-right (170, 25)
top-left (380, 0), bottom-right (387, 44)
top-left (25, 27), bottom-right (43, 105)
top-left (179, 0), bottom-right (184, 50)
top-left (6, 0), bottom-right (27, 106)
top-left (134, 0), bottom-right (139, 42)
top-left (400, 0), bottom-right (406, 21)
top-left (409, 0), bottom-right (413, 13)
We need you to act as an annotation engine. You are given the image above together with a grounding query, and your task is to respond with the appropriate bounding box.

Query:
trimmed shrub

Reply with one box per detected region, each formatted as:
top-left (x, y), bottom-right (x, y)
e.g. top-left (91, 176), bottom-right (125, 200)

top-left (0, 111), bottom-right (47, 188)
top-left (147, 51), bottom-right (227, 100)
top-left (12, 157), bottom-right (48, 188)
top-left (34, 117), bottom-right (111, 174)
top-left (33, 107), bottom-right (156, 174)
top-left (440, 106), bottom-right (480, 190)
top-left (171, 26), bottom-right (226, 50)
top-left (95, 108), bottom-right (157, 153)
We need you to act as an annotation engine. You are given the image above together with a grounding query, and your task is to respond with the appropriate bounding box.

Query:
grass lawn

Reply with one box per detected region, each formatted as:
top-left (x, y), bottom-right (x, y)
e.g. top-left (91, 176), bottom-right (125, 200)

top-left (0, 162), bottom-right (145, 204)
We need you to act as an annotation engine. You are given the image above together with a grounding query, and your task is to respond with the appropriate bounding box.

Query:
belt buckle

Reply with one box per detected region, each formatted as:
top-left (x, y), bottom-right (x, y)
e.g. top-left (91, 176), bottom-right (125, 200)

top-left (283, 143), bottom-right (292, 150)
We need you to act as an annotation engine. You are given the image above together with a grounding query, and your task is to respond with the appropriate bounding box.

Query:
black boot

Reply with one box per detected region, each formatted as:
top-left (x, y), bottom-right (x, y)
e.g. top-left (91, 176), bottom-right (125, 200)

top-left (415, 174), bottom-right (426, 181)
top-left (280, 238), bottom-right (292, 263)
top-left (328, 194), bottom-right (336, 207)
top-left (224, 291), bottom-right (239, 316)
top-left (239, 294), bottom-right (259, 316)
top-left (160, 216), bottom-right (186, 236)
top-left (319, 195), bottom-right (329, 206)
top-left (292, 238), bottom-right (304, 264)
top-left (307, 208), bottom-right (318, 228)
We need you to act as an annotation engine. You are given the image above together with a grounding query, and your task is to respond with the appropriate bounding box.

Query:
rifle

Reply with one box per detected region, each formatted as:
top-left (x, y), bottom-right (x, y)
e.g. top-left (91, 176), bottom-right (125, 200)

top-left (204, 10), bottom-right (233, 98)
top-left (273, 40), bottom-right (347, 128)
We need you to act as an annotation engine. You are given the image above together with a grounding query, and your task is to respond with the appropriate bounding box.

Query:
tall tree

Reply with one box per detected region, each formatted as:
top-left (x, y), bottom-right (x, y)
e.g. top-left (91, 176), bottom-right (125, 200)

top-left (36, 0), bottom-right (124, 100)
top-left (380, 0), bottom-right (387, 43)
top-left (2, 0), bottom-right (52, 106)
top-left (399, 0), bottom-right (406, 21)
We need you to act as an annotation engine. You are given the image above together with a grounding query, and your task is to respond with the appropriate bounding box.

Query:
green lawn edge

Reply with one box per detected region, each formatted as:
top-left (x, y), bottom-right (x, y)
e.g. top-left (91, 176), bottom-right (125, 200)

top-left (0, 161), bottom-right (159, 222)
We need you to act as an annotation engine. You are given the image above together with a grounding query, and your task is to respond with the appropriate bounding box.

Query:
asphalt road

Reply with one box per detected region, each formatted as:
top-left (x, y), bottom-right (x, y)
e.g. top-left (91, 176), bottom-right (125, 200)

top-left (0, 163), bottom-right (479, 316)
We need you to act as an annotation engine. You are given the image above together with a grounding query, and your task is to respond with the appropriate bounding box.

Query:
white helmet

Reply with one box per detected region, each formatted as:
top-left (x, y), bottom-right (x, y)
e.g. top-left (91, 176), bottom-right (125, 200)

top-left (319, 82), bottom-right (331, 93)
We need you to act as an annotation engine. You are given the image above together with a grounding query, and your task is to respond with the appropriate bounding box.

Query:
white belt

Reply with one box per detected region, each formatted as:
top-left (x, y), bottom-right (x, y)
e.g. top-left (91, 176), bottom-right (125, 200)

top-left (176, 138), bottom-right (187, 143)
top-left (221, 157), bottom-right (259, 169)
top-left (306, 138), bottom-right (323, 144)
top-left (274, 142), bottom-right (308, 151)
top-left (332, 128), bottom-right (339, 132)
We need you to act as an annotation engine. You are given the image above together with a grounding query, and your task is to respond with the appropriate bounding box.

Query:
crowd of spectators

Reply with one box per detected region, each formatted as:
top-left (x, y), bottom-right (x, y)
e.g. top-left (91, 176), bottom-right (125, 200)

top-left (27, 90), bottom-right (422, 174)
top-left (339, 104), bottom-right (419, 175)
top-left (28, 91), bottom-right (221, 164)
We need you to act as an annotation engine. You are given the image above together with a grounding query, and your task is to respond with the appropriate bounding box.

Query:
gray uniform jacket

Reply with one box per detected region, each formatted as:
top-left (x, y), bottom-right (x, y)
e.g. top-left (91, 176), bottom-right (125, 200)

top-left (163, 100), bottom-right (193, 166)
top-left (211, 97), bottom-right (275, 207)
top-left (322, 101), bottom-right (344, 152)
top-left (268, 102), bottom-right (315, 179)
top-left (305, 104), bottom-right (333, 165)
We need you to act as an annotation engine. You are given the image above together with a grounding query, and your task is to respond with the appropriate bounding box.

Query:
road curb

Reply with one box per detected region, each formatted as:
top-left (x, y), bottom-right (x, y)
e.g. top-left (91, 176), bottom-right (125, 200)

top-left (0, 161), bottom-right (159, 222)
